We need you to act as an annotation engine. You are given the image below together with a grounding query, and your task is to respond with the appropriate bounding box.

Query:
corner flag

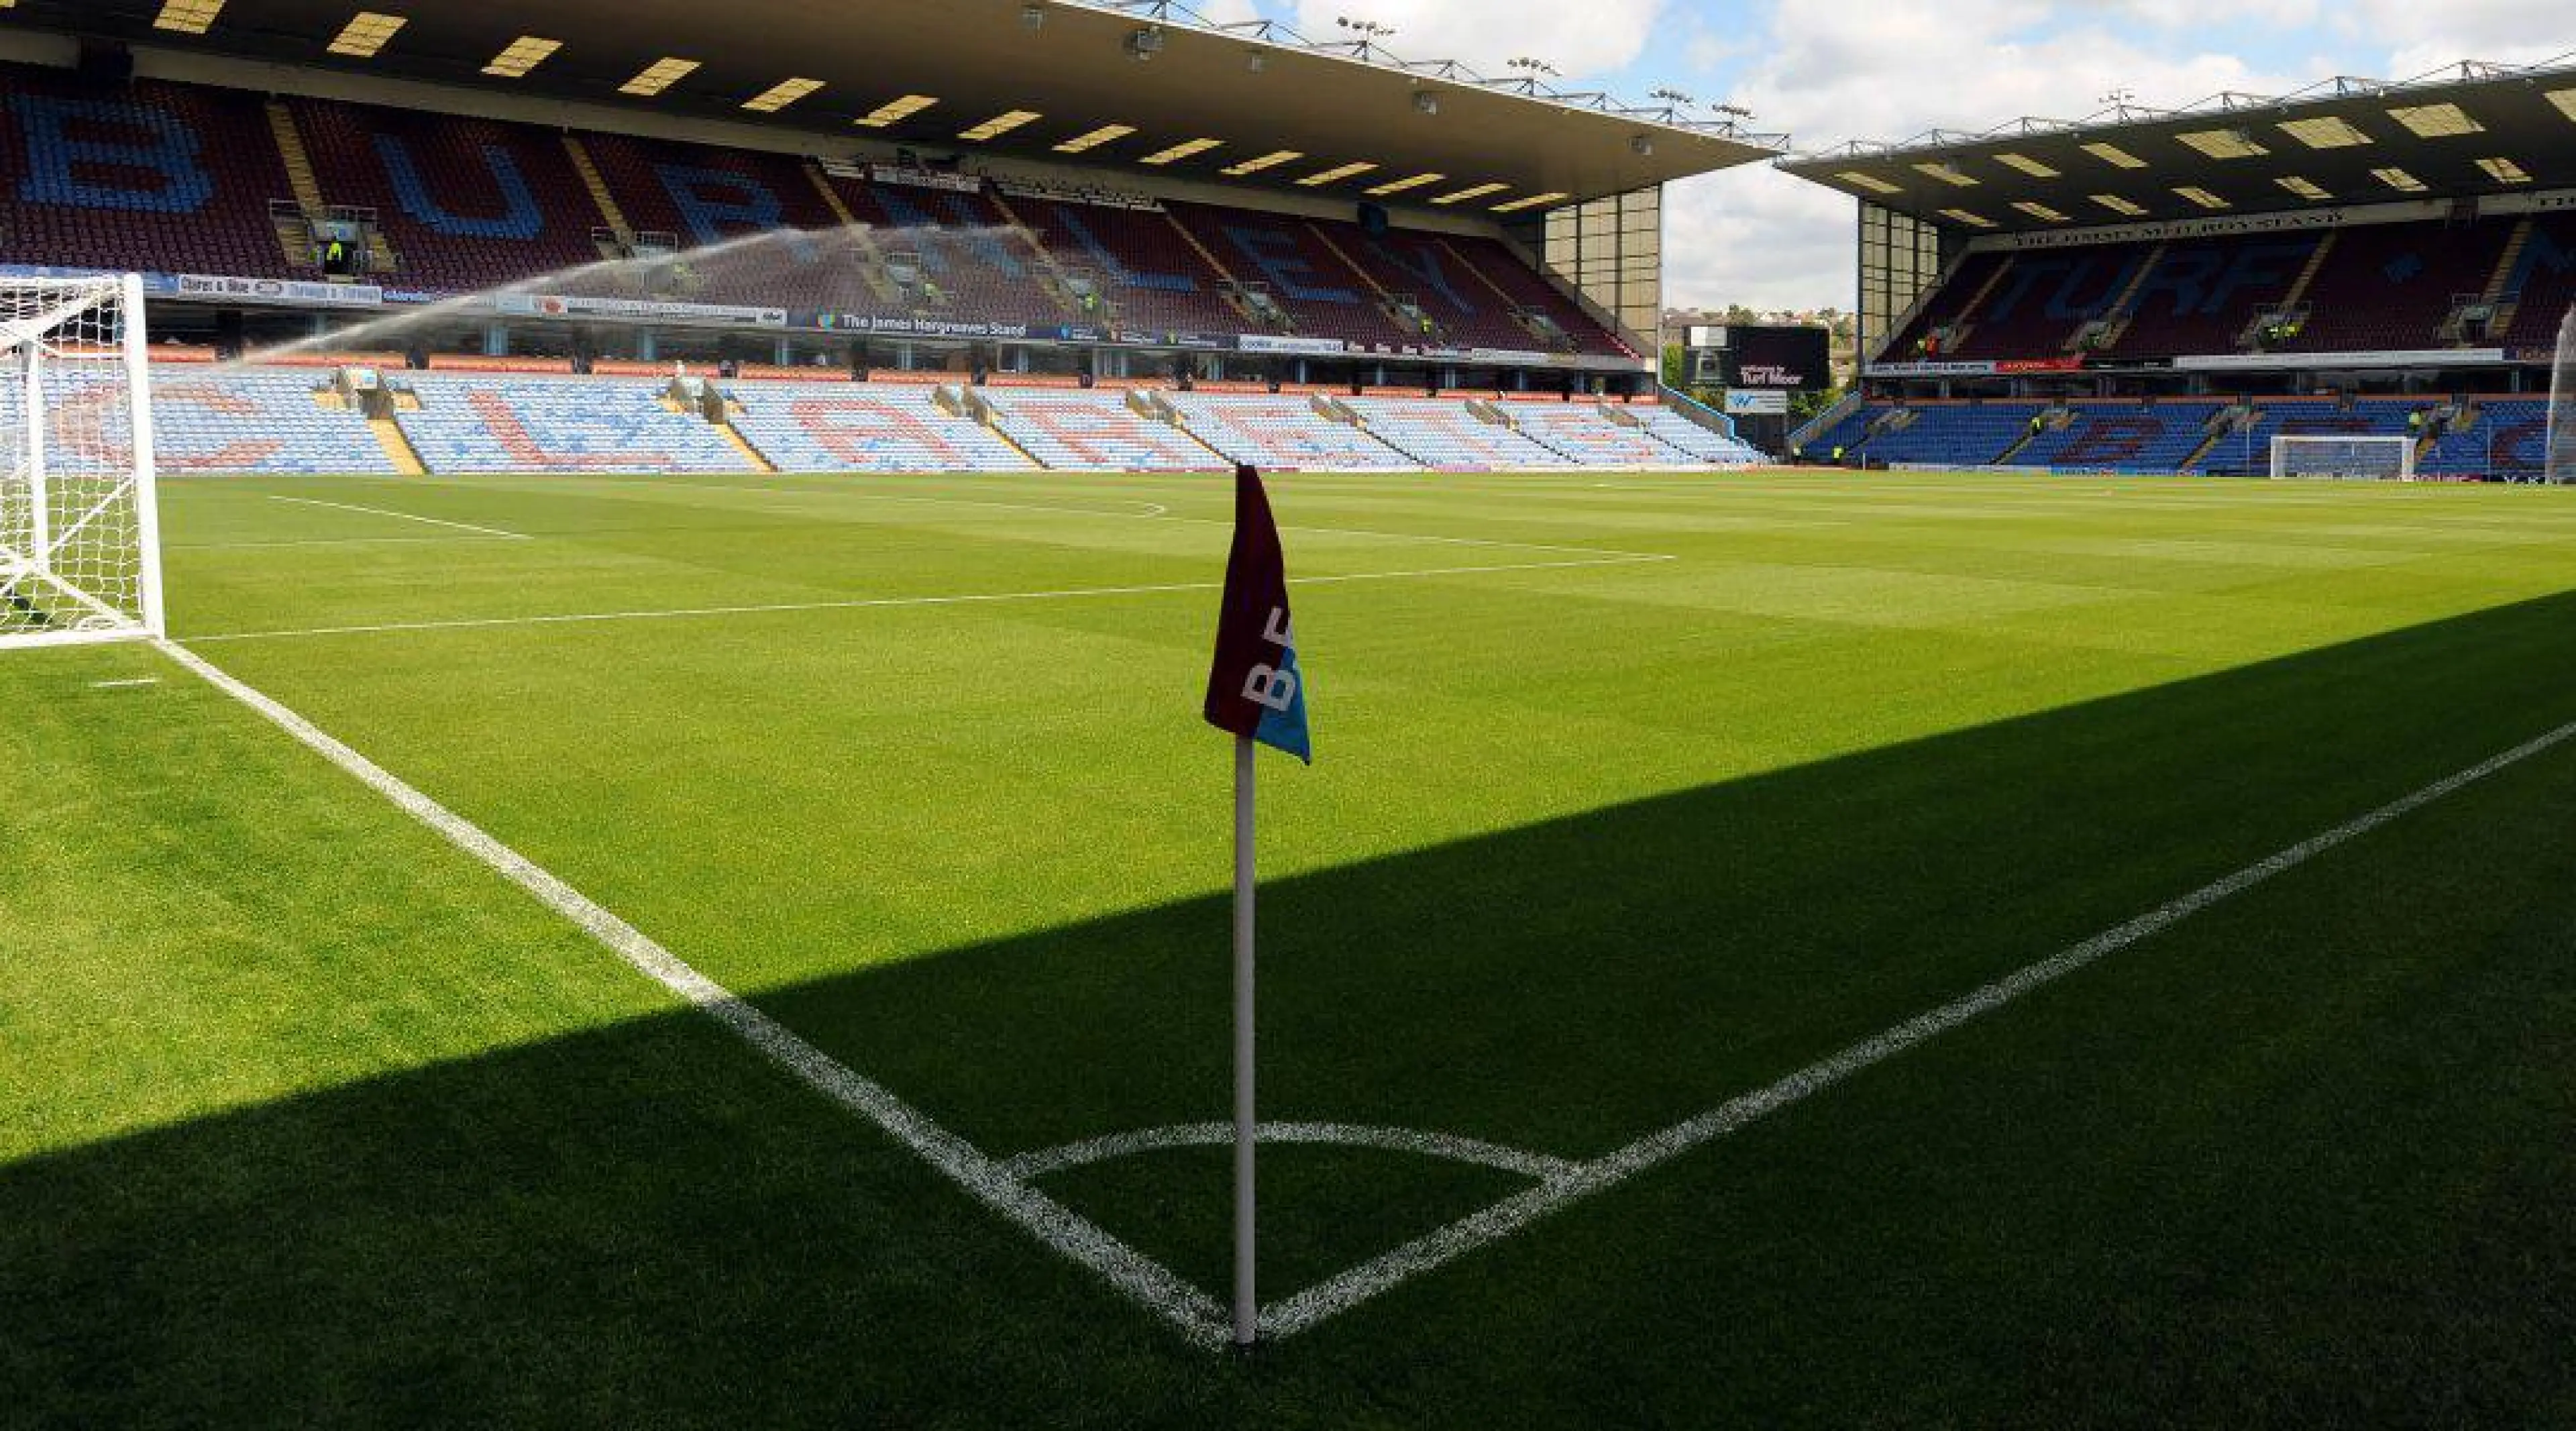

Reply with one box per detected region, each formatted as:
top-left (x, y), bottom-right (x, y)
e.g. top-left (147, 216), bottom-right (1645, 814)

top-left (1203, 464), bottom-right (1312, 763)
top-left (1201, 464), bottom-right (1309, 1350)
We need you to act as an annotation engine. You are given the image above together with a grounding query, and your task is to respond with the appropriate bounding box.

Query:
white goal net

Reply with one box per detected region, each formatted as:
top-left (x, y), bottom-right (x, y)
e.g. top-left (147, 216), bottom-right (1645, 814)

top-left (0, 274), bottom-right (161, 648)
top-left (2269, 433), bottom-right (2416, 482)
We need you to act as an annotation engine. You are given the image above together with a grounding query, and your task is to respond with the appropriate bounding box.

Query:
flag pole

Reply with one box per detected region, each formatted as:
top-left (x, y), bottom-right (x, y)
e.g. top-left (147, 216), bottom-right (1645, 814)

top-left (1232, 731), bottom-right (1258, 1349)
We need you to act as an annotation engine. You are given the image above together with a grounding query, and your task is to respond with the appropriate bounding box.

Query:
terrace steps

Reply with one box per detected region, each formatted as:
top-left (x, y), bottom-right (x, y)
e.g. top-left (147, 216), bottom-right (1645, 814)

top-left (367, 415), bottom-right (427, 476)
top-left (561, 136), bottom-right (637, 251)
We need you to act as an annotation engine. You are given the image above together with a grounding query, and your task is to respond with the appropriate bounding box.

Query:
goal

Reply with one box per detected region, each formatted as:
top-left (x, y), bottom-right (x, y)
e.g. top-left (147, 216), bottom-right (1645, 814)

top-left (2547, 305), bottom-right (2574, 485)
top-left (0, 274), bottom-right (161, 648)
top-left (2269, 433), bottom-right (2416, 482)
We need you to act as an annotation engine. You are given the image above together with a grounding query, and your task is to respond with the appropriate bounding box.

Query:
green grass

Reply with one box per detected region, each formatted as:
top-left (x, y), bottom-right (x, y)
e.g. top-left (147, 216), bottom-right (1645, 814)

top-left (6, 468), bottom-right (2575, 1426)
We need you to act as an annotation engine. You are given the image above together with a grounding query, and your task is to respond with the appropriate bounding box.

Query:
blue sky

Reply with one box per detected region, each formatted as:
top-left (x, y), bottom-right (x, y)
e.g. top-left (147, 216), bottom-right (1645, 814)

top-left (1183, 0), bottom-right (2571, 309)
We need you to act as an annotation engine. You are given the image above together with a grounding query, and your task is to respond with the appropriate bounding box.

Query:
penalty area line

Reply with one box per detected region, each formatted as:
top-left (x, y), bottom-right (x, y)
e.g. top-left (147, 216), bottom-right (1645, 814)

top-left (153, 638), bottom-right (1232, 1349)
top-left (266, 495), bottom-right (533, 541)
top-left (1261, 712), bottom-right (2576, 1340)
top-left (180, 553), bottom-right (1676, 644)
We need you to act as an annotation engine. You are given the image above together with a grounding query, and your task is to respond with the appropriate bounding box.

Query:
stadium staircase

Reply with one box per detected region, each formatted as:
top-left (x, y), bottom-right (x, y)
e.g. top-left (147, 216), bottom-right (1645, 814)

top-left (2070, 242), bottom-right (2169, 354)
top-left (559, 136), bottom-right (638, 258)
top-left (2474, 217), bottom-right (2536, 341)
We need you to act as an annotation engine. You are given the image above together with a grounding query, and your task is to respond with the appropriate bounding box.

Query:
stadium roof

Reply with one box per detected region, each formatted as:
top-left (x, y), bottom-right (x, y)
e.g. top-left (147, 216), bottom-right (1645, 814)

top-left (7, 0), bottom-right (1784, 211)
top-left (1780, 54), bottom-right (2576, 232)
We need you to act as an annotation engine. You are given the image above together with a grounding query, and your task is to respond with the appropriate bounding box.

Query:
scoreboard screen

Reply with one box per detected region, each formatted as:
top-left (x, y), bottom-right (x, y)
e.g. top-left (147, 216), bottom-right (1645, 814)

top-left (1713, 325), bottom-right (1831, 392)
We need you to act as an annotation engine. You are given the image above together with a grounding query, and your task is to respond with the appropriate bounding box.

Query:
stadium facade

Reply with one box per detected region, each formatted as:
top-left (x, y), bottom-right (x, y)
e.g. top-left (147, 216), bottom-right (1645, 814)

top-left (0, 0), bottom-right (1800, 478)
top-left (1779, 56), bottom-right (2576, 480)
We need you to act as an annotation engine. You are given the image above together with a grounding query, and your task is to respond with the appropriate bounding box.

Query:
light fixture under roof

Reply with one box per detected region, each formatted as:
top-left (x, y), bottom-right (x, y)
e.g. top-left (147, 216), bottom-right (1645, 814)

top-left (2387, 103), bottom-right (2485, 138)
top-left (2277, 115), bottom-right (2372, 149)
top-left (1911, 161), bottom-right (1977, 188)
top-left (2275, 175), bottom-right (2332, 201)
top-left (1366, 172), bottom-right (1446, 196)
top-left (1139, 137), bottom-right (1223, 164)
top-left (482, 35), bottom-right (561, 78)
top-left (2477, 156), bottom-right (2532, 185)
top-left (2090, 193), bottom-right (2147, 217)
top-left (741, 77), bottom-right (824, 113)
top-left (958, 109), bottom-right (1042, 141)
top-left (325, 11), bottom-right (405, 58)
top-left (1432, 182), bottom-right (1508, 206)
top-left (2178, 129), bottom-right (2269, 159)
top-left (1492, 191), bottom-right (1568, 213)
top-left (2548, 89), bottom-right (2576, 123)
top-left (1995, 152), bottom-right (2059, 178)
top-left (1053, 123), bottom-right (1134, 154)
top-left (2173, 185), bottom-right (2229, 210)
top-left (1936, 208), bottom-right (1996, 229)
top-left (152, 0), bottom-right (225, 34)
top-left (1835, 170), bottom-right (1902, 195)
top-left (2370, 166), bottom-right (2428, 193)
top-left (2082, 141), bottom-right (2147, 168)
top-left (1297, 161), bottom-right (1379, 187)
top-left (1220, 150), bottom-right (1303, 176)
top-left (620, 57), bottom-right (700, 97)
top-left (855, 94), bottom-right (938, 128)
top-left (2011, 201), bottom-right (2070, 223)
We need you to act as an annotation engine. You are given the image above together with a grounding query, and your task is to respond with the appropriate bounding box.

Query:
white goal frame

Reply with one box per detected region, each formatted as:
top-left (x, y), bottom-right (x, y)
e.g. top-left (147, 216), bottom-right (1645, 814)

top-left (2269, 433), bottom-right (2416, 483)
top-left (0, 272), bottom-right (162, 649)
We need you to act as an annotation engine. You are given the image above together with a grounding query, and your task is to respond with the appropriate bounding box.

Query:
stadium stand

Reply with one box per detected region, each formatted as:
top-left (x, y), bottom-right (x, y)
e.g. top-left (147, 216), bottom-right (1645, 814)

top-left (396, 376), bottom-right (759, 474)
top-left (977, 388), bottom-right (1228, 471)
top-left (1347, 396), bottom-right (1578, 468)
top-left (1167, 393), bottom-right (1413, 470)
top-left (727, 383), bottom-right (1035, 472)
top-left (1008, 196), bottom-right (1246, 335)
top-left (0, 69), bottom-right (308, 281)
top-left (284, 96), bottom-right (606, 295)
top-left (1511, 404), bottom-right (1714, 467)
top-left (2012, 402), bottom-right (2225, 474)
top-left (1632, 406), bottom-right (1765, 464)
top-left (152, 369), bottom-right (398, 474)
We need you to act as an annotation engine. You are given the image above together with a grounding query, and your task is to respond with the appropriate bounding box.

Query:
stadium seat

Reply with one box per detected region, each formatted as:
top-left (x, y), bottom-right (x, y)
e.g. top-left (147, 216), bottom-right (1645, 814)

top-left (395, 376), bottom-right (758, 474)
top-left (1165, 394), bottom-right (1413, 470)
top-left (977, 390), bottom-right (1228, 472)
top-left (728, 384), bottom-right (1036, 472)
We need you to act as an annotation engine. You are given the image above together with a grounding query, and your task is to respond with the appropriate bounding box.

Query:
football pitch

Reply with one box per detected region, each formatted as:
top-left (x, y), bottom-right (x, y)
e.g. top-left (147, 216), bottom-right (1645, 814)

top-left (7, 468), bottom-right (2575, 1426)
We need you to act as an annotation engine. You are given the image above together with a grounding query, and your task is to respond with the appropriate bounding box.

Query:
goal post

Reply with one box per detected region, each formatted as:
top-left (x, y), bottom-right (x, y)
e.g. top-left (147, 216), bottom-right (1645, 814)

top-left (2547, 304), bottom-right (2574, 486)
top-left (0, 272), bottom-right (162, 648)
top-left (2269, 433), bottom-right (2417, 482)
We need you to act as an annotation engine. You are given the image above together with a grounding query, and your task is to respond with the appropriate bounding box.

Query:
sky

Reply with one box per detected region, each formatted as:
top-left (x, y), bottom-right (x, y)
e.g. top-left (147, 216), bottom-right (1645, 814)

top-left (1181, 0), bottom-right (2573, 311)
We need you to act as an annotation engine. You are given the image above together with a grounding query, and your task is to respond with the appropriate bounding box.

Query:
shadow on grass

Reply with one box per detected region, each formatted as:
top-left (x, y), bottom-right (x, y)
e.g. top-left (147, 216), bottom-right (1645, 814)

top-left (9, 590), bottom-right (2576, 1427)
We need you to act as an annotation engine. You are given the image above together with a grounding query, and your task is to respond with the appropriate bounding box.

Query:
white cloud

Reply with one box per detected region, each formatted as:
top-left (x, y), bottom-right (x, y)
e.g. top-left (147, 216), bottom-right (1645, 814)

top-left (1660, 1), bottom-right (2319, 312)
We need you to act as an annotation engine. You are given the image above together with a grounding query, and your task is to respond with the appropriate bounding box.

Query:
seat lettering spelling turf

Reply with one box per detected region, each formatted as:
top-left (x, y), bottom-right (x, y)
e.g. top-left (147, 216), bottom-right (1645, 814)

top-left (872, 189), bottom-right (1027, 279)
top-left (9, 94), bottom-right (214, 213)
top-left (1050, 208), bottom-right (1197, 293)
top-left (370, 134), bottom-right (545, 240)
top-left (1221, 226), bottom-right (1358, 305)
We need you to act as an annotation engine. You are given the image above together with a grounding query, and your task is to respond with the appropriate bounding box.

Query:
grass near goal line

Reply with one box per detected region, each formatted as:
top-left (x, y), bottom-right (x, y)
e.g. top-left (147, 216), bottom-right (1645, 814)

top-left (6, 469), bottom-right (2575, 1426)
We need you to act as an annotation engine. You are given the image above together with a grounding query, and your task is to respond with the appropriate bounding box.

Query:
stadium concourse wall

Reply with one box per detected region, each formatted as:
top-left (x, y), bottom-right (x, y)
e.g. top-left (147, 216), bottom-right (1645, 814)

top-left (136, 360), bottom-right (1762, 476)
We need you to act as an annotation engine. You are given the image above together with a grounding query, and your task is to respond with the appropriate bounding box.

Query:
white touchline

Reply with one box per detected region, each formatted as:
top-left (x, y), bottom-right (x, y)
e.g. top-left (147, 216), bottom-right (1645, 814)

top-left (154, 639), bottom-right (1234, 1350)
top-left (89, 678), bottom-right (161, 688)
top-left (266, 495), bottom-right (533, 541)
top-left (1258, 713), bottom-right (2576, 1340)
top-left (180, 553), bottom-right (1674, 643)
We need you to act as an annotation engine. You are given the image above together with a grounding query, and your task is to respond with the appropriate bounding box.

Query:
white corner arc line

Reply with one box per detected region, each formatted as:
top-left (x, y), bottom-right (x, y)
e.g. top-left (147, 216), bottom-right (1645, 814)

top-left (180, 554), bottom-right (1673, 644)
top-left (1004, 1122), bottom-right (1584, 1187)
top-left (1260, 714), bottom-right (2576, 1340)
top-left (266, 495), bottom-right (533, 541)
top-left (154, 639), bottom-right (1231, 1349)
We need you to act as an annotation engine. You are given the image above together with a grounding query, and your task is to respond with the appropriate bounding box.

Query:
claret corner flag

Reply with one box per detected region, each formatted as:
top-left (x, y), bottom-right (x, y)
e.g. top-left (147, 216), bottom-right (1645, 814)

top-left (1203, 464), bottom-right (1312, 763)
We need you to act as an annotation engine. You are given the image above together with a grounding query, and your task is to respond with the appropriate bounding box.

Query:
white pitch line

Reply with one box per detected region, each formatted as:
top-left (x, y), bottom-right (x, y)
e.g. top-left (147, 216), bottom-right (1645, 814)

top-left (89, 678), bottom-right (161, 689)
top-left (180, 553), bottom-right (1674, 644)
top-left (174, 535), bottom-right (525, 552)
top-left (154, 638), bottom-right (1233, 1350)
top-left (1004, 1122), bottom-right (1585, 1187)
top-left (266, 495), bottom-right (533, 541)
top-left (1262, 713), bottom-right (2576, 1340)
